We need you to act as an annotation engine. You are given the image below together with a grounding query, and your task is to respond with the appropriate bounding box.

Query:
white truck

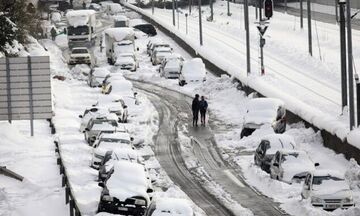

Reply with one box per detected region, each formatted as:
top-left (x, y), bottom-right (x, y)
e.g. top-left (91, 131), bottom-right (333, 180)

top-left (104, 27), bottom-right (135, 65)
top-left (66, 10), bottom-right (97, 48)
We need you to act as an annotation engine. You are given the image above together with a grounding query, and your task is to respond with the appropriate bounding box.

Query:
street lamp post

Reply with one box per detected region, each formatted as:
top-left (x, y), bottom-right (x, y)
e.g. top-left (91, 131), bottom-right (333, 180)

top-left (198, 0), bottom-right (203, 45)
top-left (185, 13), bottom-right (188, 34)
top-left (339, 0), bottom-right (348, 110)
top-left (346, 0), bottom-right (355, 129)
top-left (172, 0), bottom-right (176, 26)
top-left (244, 0), bottom-right (251, 75)
top-left (227, 0), bottom-right (231, 16)
top-left (152, 0), bottom-right (154, 15)
top-left (307, 0), bottom-right (312, 56)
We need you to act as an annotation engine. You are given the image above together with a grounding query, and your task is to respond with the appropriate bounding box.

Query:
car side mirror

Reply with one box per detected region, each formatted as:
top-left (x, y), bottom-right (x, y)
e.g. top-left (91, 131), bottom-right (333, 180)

top-left (85, 128), bottom-right (90, 131)
top-left (98, 182), bottom-right (105, 187)
top-left (146, 188), bottom-right (154, 193)
top-left (314, 163), bottom-right (320, 167)
top-left (273, 163), bottom-right (279, 167)
top-left (79, 115), bottom-right (83, 118)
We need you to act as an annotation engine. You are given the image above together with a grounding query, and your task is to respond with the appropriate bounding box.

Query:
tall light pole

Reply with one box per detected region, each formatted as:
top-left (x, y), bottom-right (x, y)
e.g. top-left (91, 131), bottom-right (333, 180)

top-left (346, 0), bottom-right (355, 129)
top-left (227, 0), bottom-right (231, 16)
top-left (185, 13), bottom-right (188, 34)
top-left (300, 0), bottom-right (303, 28)
top-left (244, 0), bottom-right (251, 75)
top-left (198, 0), bottom-right (203, 45)
top-left (339, 0), bottom-right (347, 110)
top-left (307, 0), bottom-right (313, 56)
top-left (172, 0), bottom-right (176, 26)
top-left (210, 0), bottom-right (214, 21)
top-left (189, 0), bottom-right (192, 15)
top-left (152, 0), bottom-right (154, 15)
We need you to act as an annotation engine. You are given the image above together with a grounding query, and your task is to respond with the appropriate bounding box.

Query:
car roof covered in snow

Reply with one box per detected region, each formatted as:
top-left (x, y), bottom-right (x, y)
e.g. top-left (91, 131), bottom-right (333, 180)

top-left (92, 67), bottom-right (110, 77)
top-left (244, 98), bottom-right (284, 126)
top-left (261, 134), bottom-right (296, 154)
top-left (110, 79), bottom-right (133, 94)
top-left (66, 10), bottom-right (95, 27)
top-left (106, 161), bottom-right (149, 202)
top-left (104, 27), bottom-right (135, 41)
top-left (100, 131), bottom-right (130, 141)
top-left (152, 198), bottom-right (193, 216)
top-left (181, 58), bottom-right (206, 77)
top-left (113, 15), bottom-right (129, 21)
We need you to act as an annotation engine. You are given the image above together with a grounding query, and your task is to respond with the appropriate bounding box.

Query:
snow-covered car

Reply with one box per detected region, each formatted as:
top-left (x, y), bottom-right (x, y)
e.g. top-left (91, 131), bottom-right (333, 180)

top-left (98, 161), bottom-right (150, 215)
top-left (240, 98), bottom-right (286, 138)
top-left (151, 47), bottom-right (172, 65)
top-left (102, 78), bottom-right (133, 96)
top-left (98, 148), bottom-right (139, 176)
top-left (301, 170), bottom-right (354, 210)
top-left (145, 198), bottom-right (194, 216)
top-left (133, 23), bottom-right (157, 36)
top-left (105, 3), bottom-right (124, 16)
top-left (270, 150), bottom-right (317, 183)
top-left (178, 58), bottom-right (206, 86)
top-left (113, 15), bottom-right (129, 27)
top-left (148, 41), bottom-right (170, 56)
top-left (115, 53), bottom-right (138, 71)
top-left (89, 3), bottom-right (101, 11)
top-left (146, 38), bottom-right (163, 55)
top-left (83, 118), bottom-right (118, 145)
top-left (88, 67), bottom-right (111, 87)
top-left (91, 132), bottom-right (134, 169)
top-left (159, 54), bottom-right (184, 79)
top-left (69, 47), bottom-right (92, 65)
top-left (254, 134), bottom-right (296, 173)
top-left (79, 109), bottom-right (117, 133)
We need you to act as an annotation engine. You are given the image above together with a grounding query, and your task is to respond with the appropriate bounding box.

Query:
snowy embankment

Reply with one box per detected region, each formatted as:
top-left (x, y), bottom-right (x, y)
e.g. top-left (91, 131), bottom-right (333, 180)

top-left (0, 38), bottom-right (68, 216)
top-left (47, 32), bottom-right (206, 215)
top-left (122, 2), bottom-right (360, 150)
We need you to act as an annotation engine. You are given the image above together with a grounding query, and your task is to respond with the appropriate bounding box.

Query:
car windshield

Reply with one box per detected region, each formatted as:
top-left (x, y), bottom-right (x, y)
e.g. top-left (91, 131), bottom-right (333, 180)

top-left (72, 49), bottom-right (88, 54)
top-left (93, 119), bottom-right (117, 126)
top-left (312, 176), bottom-right (343, 185)
top-left (101, 138), bottom-right (130, 144)
top-left (68, 25), bottom-right (89, 35)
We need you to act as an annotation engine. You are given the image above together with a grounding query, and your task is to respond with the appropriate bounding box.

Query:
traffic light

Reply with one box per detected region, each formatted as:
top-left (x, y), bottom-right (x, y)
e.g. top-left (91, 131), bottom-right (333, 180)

top-left (264, 0), bottom-right (273, 19)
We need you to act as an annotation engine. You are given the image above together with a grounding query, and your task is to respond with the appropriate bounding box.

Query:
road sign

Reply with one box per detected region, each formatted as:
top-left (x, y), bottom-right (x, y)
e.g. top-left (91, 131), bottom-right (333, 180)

top-left (257, 26), bottom-right (268, 36)
top-left (0, 56), bottom-right (52, 135)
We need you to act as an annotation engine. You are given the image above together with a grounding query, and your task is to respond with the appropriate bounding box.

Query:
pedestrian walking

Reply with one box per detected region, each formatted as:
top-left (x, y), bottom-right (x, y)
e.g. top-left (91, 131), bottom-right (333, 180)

top-left (199, 96), bottom-right (208, 126)
top-left (192, 94), bottom-right (200, 127)
top-left (50, 27), bottom-right (57, 41)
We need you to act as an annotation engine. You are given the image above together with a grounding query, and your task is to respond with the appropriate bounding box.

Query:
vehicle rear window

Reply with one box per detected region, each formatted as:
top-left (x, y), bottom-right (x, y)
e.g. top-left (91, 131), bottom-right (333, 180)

top-left (72, 49), bottom-right (88, 54)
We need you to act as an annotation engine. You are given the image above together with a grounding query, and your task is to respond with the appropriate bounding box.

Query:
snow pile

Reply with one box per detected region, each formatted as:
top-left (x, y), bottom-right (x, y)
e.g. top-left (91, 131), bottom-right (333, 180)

top-left (181, 58), bottom-right (206, 80)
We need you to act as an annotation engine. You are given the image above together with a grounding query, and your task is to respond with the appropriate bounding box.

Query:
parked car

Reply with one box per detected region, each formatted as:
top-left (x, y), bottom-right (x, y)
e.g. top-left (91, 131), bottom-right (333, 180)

top-left (146, 39), bottom-right (162, 55)
top-left (98, 161), bottom-right (150, 215)
top-left (69, 47), bottom-right (92, 65)
top-left (88, 67), bottom-right (111, 87)
top-left (269, 150), bottom-right (317, 183)
top-left (113, 15), bottom-right (129, 27)
top-left (301, 170), bottom-right (354, 210)
top-left (115, 53), bottom-right (139, 71)
top-left (254, 134), bottom-right (296, 173)
top-left (83, 118), bottom-right (118, 145)
top-left (133, 23), bottom-right (157, 36)
top-left (178, 58), bottom-right (206, 86)
top-left (91, 132), bottom-right (134, 169)
top-left (159, 54), bottom-right (184, 79)
top-left (79, 109), bottom-right (117, 133)
top-left (97, 148), bottom-right (139, 174)
top-left (89, 3), bottom-right (101, 11)
top-left (145, 198), bottom-right (194, 216)
top-left (151, 47), bottom-right (172, 65)
top-left (240, 98), bottom-right (286, 138)
top-left (102, 78), bottom-right (133, 96)
top-left (148, 41), bottom-right (170, 57)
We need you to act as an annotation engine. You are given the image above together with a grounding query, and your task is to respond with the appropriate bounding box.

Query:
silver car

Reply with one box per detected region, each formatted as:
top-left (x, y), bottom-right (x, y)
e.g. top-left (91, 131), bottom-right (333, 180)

top-left (83, 118), bottom-right (118, 145)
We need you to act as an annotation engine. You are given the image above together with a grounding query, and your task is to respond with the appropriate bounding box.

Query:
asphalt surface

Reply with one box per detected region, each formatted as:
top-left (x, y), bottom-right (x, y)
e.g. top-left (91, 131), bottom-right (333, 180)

top-left (132, 80), bottom-right (287, 216)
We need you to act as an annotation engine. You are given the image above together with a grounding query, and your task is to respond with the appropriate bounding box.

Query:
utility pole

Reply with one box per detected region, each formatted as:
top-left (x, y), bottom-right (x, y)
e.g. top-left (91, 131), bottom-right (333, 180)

top-left (259, 0), bottom-right (264, 75)
top-left (259, 0), bottom-right (263, 20)
top-left (244, 0), bottom-right (251, 75)
top-left (285, 0), bottom-right (287, 13)
top-left (300, 0), bottom-right (303, 28)
top-left (339, 0), bottom-right (347, 110)
top-left (198, 0), bottom-right (203, 45)
top-left (185, 13), bottom-right (188, 34)
top-left (172, 0), bottom-right (176, 26)
top-left (346, 0), bottom-right (355, 129)
top-left (227, 0), bottom-right (231, 16)
top-left (152, 0), bottom-right (154, 15)
top-left (210, 0), bottom-right (214, 21)
top-left (356, 74), bottom-right (360, 126)
top-left (189, 0), bottom-right (192, 15)
top-left (307, 0), bottom-right (312, 56)
top-left (335, 0), bottom-right (339, 22)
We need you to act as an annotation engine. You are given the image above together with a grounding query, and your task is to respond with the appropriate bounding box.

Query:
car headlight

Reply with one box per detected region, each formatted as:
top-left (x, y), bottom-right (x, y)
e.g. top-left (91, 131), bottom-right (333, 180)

top-left (102, 195), bottom-right (113, 201)
top-left (134, 199), bottom-right (146, 206)
top-left (311, 197), bottom-right (323, 203)
top-left (343, 197), bottom-right (353, 203)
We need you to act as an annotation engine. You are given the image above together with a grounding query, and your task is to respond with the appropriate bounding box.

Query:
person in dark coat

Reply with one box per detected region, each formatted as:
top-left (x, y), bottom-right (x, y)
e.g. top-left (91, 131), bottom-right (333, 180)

top-left (192, 94), bottom-right (200, 127)
top-left (50, 27), bottom-right (57, 41)
top-left (199, 96), bottom-right (208, 126)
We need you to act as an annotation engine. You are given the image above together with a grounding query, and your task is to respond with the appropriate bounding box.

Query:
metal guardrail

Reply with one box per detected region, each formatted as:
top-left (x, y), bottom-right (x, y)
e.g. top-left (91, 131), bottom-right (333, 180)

top-left (52, 118), bottom-right (82, 216)
top-left (0, 166), bottom-right (24, 181)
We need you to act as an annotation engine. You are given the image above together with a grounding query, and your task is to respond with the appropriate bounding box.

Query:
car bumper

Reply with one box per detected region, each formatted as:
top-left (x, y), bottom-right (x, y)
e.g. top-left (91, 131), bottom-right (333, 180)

top-left (69, 59), bottom-right (91, 65)
top-left (98, 201), bottom-right (146, 215)
top-left (312, 202), bottom-right (354, 210)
